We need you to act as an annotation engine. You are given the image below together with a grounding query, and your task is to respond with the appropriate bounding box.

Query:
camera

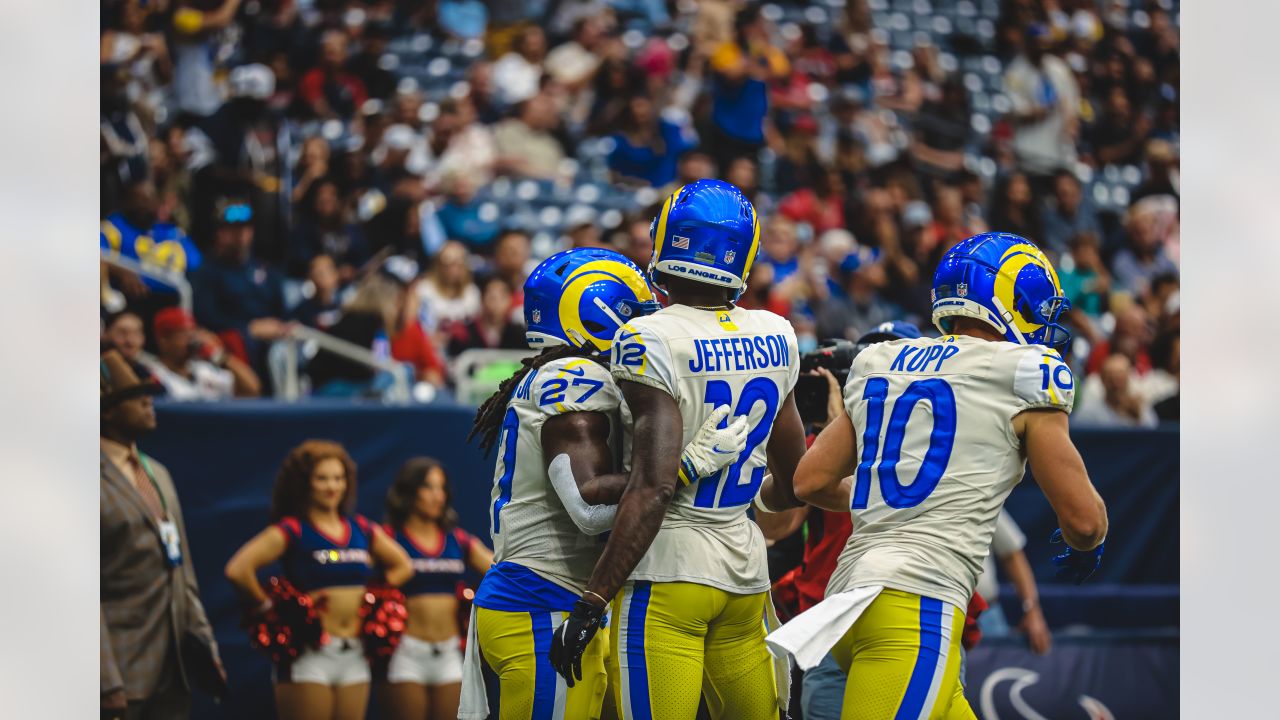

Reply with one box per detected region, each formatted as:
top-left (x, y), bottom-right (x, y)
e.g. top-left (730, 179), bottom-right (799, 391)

top-left (796, 339), bottom-right (859, 425)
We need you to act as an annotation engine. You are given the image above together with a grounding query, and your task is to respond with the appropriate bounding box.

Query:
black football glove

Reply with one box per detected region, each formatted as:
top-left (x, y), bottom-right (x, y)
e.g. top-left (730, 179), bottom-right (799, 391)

top-left (549, 597), bottom-right (606, 687)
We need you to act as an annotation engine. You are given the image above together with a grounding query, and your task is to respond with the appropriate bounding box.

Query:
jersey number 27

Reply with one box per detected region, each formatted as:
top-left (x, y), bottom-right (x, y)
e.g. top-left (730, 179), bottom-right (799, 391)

top-left (852, 378), bottom-right (957, 510)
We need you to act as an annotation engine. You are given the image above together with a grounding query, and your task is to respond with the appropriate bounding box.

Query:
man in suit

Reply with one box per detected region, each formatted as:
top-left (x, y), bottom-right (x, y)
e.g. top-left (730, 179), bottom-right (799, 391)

top-left (101, 348), bottom-right (225, 719)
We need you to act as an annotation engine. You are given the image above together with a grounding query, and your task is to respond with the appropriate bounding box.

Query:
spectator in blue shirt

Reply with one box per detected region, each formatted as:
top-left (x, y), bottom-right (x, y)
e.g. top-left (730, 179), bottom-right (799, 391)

top-left (1111, 202), bottom-right (1179, 299)
top-left (706, 5), bottom-right (788, 168)
top-left (189, 198), bottom-right (291, 364)
top-left (101, 180), bottom-right (203, 302)
top-left (433, 172), bottom-right (501, 252)
top-left (1040, 170), bottom-right (1101, 257)
top-left (607, 94), bottom-right (695, 187)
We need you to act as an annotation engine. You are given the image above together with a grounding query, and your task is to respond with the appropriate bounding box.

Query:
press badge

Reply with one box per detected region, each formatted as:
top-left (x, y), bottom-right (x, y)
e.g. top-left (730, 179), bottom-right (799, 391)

top-left (159, 520), bottom-right (184, 567)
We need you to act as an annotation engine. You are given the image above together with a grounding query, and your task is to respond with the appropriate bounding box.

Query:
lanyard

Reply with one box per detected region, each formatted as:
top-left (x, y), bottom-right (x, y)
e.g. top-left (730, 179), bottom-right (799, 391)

top-left (135, 451), bottom-right (170, 517)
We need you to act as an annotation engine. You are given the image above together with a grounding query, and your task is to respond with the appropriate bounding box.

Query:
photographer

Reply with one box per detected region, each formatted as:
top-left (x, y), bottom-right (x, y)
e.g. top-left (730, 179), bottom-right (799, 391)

top-left (757, 322), bottom-right (922, 720)
top-left (142, 307), bottom-right (261, 400)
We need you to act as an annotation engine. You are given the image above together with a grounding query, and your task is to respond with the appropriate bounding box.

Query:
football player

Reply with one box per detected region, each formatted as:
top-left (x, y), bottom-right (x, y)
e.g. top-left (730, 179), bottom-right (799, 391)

top-left (459, 247), bottom-right (748, 720)
top-left (549, 180), bottom-right (809, 719)
top-left (767, 232), bottom-right (1108, 719)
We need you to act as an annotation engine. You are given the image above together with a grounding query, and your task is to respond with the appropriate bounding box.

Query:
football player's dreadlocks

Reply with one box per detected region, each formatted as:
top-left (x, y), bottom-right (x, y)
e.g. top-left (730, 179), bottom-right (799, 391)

top-left (469, 343), bottom-right (608, 455)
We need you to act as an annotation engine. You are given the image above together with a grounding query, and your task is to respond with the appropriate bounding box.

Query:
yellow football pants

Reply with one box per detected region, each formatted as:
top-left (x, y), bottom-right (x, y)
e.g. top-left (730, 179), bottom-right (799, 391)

top-left (828, 589), bottom-right (976, 720)
top-left (476, 606), bottom-right (610, 720)
top-left (609, 581), bottom-right (778, 720)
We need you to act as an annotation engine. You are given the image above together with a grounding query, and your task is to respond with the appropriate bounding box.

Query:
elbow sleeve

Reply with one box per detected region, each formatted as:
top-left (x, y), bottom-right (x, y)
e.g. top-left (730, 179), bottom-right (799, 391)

top-left (548, 454), bottom-right (617, 536)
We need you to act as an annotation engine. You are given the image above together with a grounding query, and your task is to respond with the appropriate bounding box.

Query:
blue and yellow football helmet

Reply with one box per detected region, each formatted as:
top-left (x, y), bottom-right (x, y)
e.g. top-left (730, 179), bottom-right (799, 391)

top-left (931, 232), bottom-right (1071, 349)
top-left (523, 248), bottom-right (659, 351)
top-left (648, 179), bottom-right (760, 300)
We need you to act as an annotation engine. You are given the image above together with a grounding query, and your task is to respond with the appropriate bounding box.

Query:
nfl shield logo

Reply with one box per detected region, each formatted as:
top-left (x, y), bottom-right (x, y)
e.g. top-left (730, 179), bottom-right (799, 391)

top-left (672, 235), bottom-right (691, 249)
top-left (957, 283), bottom-right (968, 298)
top-left (724, 250), bottom-right (736, 264)
top-left (531, 309), bottom-right (542, 323)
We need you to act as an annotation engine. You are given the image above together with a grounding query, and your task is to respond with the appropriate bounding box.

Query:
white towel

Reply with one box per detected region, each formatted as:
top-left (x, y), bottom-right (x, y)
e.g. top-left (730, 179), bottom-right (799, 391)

top-left (458, 605), bottom-right (489, 720)
top-left (765, 585), bottom-right (884, 671)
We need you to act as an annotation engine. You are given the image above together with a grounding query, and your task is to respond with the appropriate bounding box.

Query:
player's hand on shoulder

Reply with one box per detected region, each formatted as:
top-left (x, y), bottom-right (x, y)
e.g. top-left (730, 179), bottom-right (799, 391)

top-left (680, 405), bottom-right (750, 481)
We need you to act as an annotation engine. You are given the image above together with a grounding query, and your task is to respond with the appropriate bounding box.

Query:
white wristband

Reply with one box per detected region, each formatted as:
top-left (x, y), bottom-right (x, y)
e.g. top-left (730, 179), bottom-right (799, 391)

top-left (753, 494), bottom-right (775, 514)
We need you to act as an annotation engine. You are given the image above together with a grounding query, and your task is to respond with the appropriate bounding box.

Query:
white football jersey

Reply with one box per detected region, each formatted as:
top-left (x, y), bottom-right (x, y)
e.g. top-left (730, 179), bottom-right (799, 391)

top-left (610, 304), bottom-right (800, 594)
top-left (488, 356), bottom-right (621, 593)
top-left (827, 335), bottom-right (1075, 608)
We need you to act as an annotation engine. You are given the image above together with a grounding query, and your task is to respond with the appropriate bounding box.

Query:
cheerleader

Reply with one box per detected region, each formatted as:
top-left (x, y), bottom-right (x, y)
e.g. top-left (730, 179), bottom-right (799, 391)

top-left (226, 440), bottom-right (413, 720)
top-left (381, 457), bottom-right (493, 720)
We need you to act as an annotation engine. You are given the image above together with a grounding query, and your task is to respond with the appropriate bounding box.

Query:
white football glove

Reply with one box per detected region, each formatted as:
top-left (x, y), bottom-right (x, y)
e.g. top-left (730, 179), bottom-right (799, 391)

top-left (679, 405), bottom-right (750, 485)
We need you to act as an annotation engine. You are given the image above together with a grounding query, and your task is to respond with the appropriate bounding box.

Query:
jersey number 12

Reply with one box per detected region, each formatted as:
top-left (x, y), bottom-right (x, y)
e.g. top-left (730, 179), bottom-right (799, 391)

top-left (852, 378), bottom-right (957, 510)
top-left (694, 377), bottom-right (779, 508)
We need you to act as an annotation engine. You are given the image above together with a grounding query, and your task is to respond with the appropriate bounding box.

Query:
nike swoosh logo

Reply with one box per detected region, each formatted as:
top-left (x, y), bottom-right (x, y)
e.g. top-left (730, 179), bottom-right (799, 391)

top-left (616, 331), bottom-right (639, 343)
top-left (712, 446), bottom-right (736, 454)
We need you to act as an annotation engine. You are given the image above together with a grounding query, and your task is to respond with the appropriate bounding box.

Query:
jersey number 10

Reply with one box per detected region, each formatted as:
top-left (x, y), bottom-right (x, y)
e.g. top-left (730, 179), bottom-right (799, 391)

top-left (694, 377), bottom-right (780, 508)
top-left (852, 378), bottom-right (957, 510)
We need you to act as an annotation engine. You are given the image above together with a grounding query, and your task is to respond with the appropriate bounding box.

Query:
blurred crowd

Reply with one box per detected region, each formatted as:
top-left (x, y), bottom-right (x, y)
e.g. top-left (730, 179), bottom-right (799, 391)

top-left (99, 0), bottom-right (1178, 425)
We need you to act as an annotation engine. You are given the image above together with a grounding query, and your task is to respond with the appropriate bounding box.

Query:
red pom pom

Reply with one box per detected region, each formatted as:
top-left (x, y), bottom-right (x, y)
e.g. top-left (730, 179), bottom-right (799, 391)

top-left (358, 584), bottom-right (408, 671)
top-left (242, 577), bottom-right (326, 667)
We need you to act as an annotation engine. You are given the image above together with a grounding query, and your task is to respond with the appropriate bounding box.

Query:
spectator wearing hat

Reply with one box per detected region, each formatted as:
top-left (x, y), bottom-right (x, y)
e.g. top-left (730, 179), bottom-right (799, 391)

top-left (811, 246), bottom-right (898, 342)
top-left (189, 198), bottom-right (292, 364)
top-left (101, 348), bottom-right (225, 719)
top-left (446, 275), bottom-right (528, 356)
top-left (141, 307), bottom-right (262, 400)
top-left (607, 93), bottom-right (696, 188)
top-left (300, 31), bottom-right (369, 120)
top-left (187, 63), bottom-right (287, 258)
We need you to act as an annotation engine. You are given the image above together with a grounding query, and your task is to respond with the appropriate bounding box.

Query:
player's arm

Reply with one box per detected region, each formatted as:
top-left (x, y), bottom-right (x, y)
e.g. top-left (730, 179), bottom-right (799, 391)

top-left (369, 523), bottom-right (414, 587)
top-left (793, 412), bottom-right (857, 512)
top-left (755, 502), bottom-right (809, 541)
top-left (583, 379), bottom-right (684, 600)
top-left (224, 526), bottom-right (288, 603)
top-left (544, 405), bottom-right (745, 534)
top-left (755, 390), bottom-right (808, 511)
top-left (544, 412), bottom-right (630, 505)
top-left (1017, 409), bottom-right (1108, 550)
